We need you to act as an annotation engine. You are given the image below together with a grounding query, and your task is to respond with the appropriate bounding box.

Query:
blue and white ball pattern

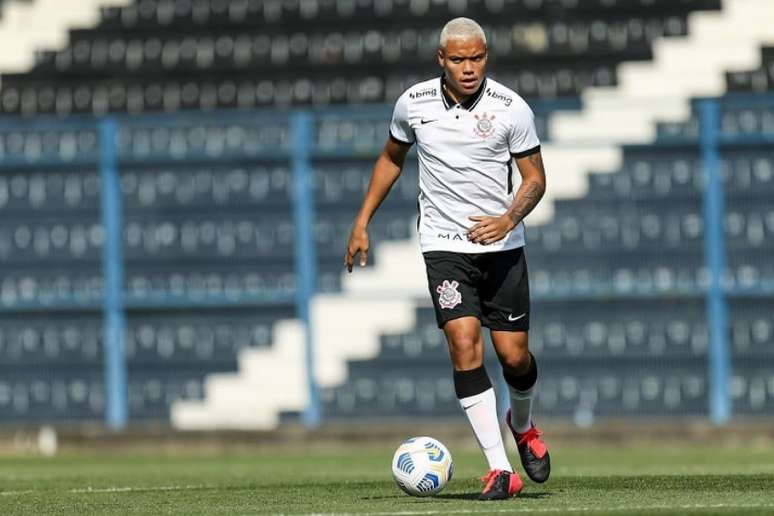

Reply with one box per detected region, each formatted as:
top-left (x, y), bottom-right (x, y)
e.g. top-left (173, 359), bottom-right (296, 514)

top-left (391, 436), bottom-right (454, 497)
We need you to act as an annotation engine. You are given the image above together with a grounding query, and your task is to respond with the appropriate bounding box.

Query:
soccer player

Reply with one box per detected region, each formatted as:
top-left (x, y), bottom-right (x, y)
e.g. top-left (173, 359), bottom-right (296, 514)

top-left (345, 17), bottom-right (550, 501)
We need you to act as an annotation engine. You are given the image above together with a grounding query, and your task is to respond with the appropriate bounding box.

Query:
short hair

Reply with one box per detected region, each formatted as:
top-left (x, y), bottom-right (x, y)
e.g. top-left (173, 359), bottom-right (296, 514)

top-left (439, 17), bottom-right (487, 49)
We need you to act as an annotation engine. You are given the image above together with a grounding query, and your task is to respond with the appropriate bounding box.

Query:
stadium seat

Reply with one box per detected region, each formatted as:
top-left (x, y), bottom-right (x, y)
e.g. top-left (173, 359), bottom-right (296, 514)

top-left (726, 47), bottom-right (774, 93)
top-left (1, 0), bottom-right (722, 114)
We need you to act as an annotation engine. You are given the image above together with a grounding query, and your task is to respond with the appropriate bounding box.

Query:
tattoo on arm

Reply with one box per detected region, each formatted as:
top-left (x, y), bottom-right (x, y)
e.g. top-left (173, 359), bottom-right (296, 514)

top-left (507, 153), bottom-right (546, 225)
top-left (507, 181), bottom-right (544, 224)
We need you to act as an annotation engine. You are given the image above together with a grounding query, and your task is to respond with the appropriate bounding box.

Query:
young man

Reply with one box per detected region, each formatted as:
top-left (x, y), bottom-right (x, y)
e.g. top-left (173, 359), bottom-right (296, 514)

top-left (345, 17), bottom-right (550, 501)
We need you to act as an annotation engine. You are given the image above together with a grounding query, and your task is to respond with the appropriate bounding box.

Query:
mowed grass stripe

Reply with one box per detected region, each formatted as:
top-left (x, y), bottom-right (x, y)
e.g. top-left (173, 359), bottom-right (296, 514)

top-left (0, 445), bottom-right (773, 515)
top-left (298, 504), bottom-right (774, 515)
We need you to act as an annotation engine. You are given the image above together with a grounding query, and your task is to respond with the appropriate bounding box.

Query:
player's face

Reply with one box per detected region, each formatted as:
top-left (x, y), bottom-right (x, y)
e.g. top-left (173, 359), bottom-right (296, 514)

top-left (437, 37), bottom-right (488, 99)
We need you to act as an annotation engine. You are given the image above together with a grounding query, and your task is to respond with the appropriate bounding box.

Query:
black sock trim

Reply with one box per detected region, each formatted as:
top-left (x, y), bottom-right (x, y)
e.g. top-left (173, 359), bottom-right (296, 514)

top-left (503, 352), bottom-right (538, 391)
top-left (453, 365), bottom-right (492, 399)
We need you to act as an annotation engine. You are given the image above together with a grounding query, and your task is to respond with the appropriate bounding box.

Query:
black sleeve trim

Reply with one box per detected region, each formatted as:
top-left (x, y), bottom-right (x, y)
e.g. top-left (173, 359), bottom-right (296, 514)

top-left (389, 130), bottom-right (414, 146)
top-left (506, 160), bottom-right (513, 195)
top-left (511, 144), bottom-right (541, 159)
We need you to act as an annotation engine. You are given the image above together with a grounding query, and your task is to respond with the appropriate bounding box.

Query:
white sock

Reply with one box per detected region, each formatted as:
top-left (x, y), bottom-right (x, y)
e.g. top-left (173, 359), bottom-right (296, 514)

top-left (508, 383), bottom-right (535, 434)
top-left (459, 387), bottom-right (512, 472)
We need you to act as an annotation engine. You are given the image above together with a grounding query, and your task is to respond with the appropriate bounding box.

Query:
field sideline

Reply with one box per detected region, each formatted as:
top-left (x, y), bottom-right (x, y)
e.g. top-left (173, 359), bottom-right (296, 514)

top-left (1, 443), bottom-right (773, 515)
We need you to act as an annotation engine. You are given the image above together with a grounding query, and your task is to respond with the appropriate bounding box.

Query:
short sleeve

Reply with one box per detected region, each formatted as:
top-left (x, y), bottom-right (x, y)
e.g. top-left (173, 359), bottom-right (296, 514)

top-left (508, 100), bottom-right (541, 158)
top-left (389, 92), bottom-right (415, 144)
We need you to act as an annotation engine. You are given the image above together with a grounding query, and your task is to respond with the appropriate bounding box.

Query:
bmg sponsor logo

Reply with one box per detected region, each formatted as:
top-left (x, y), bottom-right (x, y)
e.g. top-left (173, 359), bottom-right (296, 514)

top-left (410, 88), bottom-right (437, 99)
top-left (486, 88), bottom-right (512, 106)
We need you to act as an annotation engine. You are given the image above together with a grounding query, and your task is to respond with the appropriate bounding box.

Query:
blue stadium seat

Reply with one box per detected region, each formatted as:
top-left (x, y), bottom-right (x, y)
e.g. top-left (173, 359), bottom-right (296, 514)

top-left (0, 370), bottom-right (103, 421)
top-left (729, 370), bottom-right (774, 415)
top-left (0, 316), bottom-right (101, 364)
top-left (125, 306), bottom-right (293, 363)
top-left (535, 364), bottom-right (707, 417)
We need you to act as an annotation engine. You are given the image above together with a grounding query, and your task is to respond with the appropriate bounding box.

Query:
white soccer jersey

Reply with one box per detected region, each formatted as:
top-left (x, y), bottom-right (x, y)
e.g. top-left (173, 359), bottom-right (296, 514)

top-left (390, 76), bottom-right (540, 253)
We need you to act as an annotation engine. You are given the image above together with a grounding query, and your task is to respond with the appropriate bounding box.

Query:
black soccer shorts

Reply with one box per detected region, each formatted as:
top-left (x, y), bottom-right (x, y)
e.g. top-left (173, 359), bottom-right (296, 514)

top-left (423, 247), bottom-right (530, 331)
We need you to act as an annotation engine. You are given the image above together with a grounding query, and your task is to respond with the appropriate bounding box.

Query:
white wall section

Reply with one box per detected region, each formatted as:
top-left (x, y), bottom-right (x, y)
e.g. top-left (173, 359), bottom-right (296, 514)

top-left (0, 0), bottom-right (130, 75)
top-left (534, 0), bottom-right (774, 224)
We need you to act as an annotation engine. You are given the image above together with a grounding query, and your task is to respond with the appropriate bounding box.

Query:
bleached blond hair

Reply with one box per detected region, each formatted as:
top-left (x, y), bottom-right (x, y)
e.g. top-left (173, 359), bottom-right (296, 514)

top-left (439, 17), bottom-right (487, 49)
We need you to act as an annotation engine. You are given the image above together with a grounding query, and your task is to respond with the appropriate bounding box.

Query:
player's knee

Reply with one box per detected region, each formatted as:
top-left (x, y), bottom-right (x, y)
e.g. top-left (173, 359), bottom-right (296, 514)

top-left (445, 323), bottom-right (478, 348)
top-left (500, 348), bottom-right (530, 376)
top-left (449, 335), bottom-right (478, 355)
top-left (447, 335), bottom-right (481, 367)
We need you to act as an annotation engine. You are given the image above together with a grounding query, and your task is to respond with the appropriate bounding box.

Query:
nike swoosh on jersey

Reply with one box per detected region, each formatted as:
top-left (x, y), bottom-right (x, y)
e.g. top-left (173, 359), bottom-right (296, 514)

top-left (508, 313), bottom-right (527, 321)
top-left (420, 119), bottom-right (437, 124)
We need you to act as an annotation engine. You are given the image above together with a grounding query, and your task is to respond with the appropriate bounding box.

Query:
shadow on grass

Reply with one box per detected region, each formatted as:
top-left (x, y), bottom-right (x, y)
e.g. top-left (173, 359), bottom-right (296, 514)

top-left (362, 491), bottom-right (551, 502)
top-left (438, 491), bottom-right (551, 501)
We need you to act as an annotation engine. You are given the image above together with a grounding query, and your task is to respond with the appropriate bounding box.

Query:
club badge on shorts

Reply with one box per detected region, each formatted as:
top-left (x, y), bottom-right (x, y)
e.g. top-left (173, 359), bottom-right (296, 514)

top-left (436, 280), bottom-right (462, 309)
top-left (473, 112), bottom-right (496, 138)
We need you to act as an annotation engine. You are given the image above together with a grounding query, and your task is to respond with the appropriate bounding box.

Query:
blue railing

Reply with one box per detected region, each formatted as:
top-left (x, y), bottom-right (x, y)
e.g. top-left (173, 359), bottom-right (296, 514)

top-left (698, 100), bottom-right (729, 425)
top-left (98, 118), bottom-right (127, 430)
top-left (0, 94), bottom-right (771, 427)
top-left (290, 111), bottom-right (321, 427)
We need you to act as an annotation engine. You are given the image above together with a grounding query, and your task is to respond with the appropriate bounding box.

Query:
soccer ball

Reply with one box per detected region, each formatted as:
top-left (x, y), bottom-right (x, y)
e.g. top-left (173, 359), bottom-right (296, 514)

top-left (391, 436), bottom-right (454, 496)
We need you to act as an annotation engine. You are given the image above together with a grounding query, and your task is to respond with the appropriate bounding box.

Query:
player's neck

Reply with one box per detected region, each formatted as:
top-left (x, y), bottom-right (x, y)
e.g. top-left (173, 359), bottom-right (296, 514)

top-left (442, 82), bottom-right (470, 106)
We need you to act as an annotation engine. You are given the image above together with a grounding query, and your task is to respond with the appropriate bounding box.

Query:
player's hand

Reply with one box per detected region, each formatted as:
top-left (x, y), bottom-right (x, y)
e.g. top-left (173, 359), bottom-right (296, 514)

top-left (345, 224), bottom-right (369, 273)
top-left (467, 215), bottom-right (515, 245)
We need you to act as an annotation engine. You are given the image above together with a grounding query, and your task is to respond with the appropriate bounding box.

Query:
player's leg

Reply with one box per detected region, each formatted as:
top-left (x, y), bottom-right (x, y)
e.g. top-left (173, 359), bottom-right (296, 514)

top-left (491, 330), bottom-right (535, 433)
top-left (481, 248), bottom-right (550, 483)
top-left (423, 251), bottom-right (521, 500)
top-left (491, 330), bottom-right (549, 483)
top-left (444, 316), bottom-right (510, 471)
top-left (442, 317), bottom-right (522, 500)
top-left (491, 330), bottom-right (534, 432)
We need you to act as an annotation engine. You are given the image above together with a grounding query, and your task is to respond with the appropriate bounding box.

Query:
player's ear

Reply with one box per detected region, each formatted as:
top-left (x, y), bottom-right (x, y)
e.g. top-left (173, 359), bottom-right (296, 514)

top-left (437, 48), bottom-right (444, 67)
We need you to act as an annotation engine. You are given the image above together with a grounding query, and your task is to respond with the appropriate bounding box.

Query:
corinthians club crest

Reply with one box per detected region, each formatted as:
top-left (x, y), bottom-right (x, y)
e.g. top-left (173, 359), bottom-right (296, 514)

top-left (473, 112), bottom-right (496, 138)
top-left (436, 280), bottom-right (462, 309)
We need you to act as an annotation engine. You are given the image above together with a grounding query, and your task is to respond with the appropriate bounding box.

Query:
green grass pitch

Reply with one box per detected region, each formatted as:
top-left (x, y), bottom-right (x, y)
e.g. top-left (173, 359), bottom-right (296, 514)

top-left (1, 443), bottom-right (773, 515)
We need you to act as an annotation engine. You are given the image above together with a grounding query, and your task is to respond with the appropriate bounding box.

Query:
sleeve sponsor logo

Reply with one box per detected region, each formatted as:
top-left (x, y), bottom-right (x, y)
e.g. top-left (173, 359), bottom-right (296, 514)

top-left (486, 88), bottom-right (512, 106)
top-left (410, 87), bottom-right (438, 99)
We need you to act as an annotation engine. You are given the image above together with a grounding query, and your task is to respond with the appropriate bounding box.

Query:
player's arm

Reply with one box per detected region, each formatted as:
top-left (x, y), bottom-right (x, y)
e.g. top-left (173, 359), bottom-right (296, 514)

top-left (345, 138), bottom-right (412, 272)
top-left (467, 150), bottom-right (546, 245)
top-left (507, 150), bottom-right (547, 225)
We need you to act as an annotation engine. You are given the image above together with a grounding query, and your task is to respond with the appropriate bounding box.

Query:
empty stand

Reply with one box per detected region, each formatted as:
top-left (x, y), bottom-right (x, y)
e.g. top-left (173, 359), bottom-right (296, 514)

top-left (0, 0), bottom-right (721, 115)
top-left (3, 0), bottom-right (773, 426)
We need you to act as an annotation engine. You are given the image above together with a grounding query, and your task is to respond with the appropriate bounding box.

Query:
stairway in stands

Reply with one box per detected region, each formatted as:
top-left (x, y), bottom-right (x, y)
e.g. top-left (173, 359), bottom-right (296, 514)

top-left (0, 0), bottom-right (129, 74)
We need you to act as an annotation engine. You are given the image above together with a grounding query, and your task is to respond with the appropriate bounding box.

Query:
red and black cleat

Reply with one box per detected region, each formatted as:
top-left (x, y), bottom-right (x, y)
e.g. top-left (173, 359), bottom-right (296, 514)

top-left (478, 469), bottom-right (523, 501)
top-left (506, 409), bottom-right (551, 483)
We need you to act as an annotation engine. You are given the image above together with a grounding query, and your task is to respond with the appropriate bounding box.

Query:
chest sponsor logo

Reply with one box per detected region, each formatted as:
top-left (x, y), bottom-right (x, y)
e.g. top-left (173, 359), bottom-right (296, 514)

top-left (437, 232), bottom-right (465, 241)
top-left (473, 112), bottom-right (496, 138)
top-left (410, 87), bottom-right (437, 99)
top-left (436, 280), bottom-right (462, 309)
top-left (486, 88), bottom-right (512, 106)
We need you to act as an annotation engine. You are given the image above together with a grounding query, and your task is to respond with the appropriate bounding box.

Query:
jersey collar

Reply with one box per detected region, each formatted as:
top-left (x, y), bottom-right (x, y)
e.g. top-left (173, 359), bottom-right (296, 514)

top-left (440, 75), bottom-right (487, 111)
